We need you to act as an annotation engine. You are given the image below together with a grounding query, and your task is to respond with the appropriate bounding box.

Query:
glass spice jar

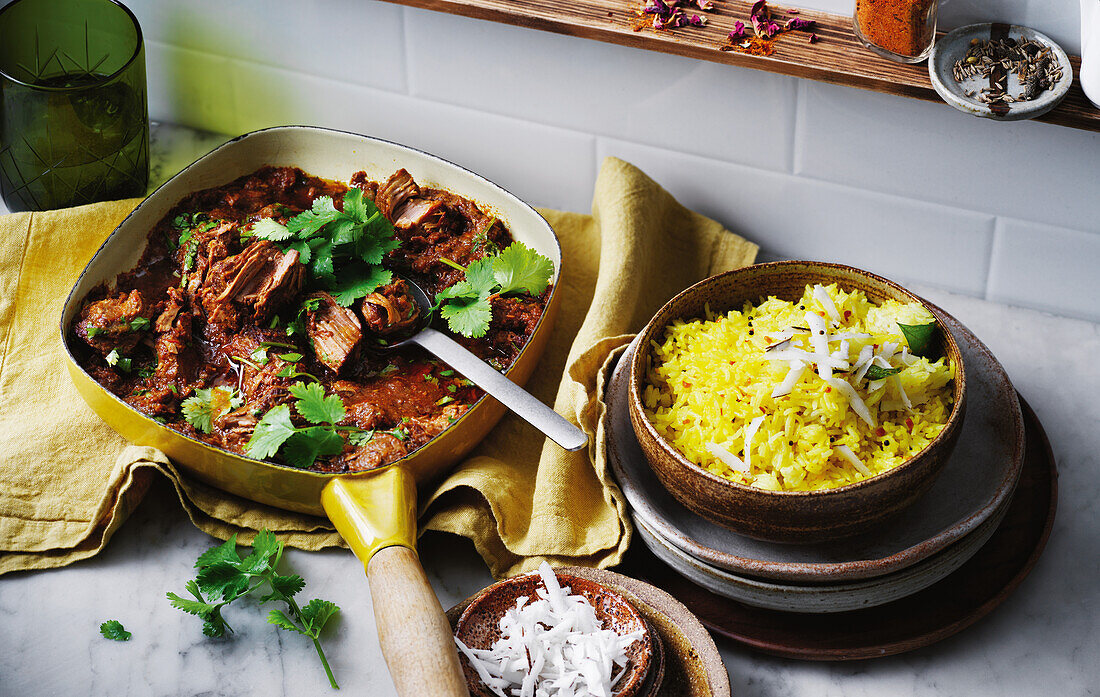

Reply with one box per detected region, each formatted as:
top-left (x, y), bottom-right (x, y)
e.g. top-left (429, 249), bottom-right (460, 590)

top-left (853, 0), bottom-right (939, 63)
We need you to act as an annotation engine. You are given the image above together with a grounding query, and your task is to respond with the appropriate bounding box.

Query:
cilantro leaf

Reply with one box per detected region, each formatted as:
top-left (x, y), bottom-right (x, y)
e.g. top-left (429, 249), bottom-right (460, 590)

top-left (100, 620), bottom-right (131, 641)
top-left (434, 279), bottom-right (481, 305)
top-left (440, 295), bottom-right (493, 339)
top-left (355, 227), bottom-right (400, 266)
top-left (166, 591), bottom-right (217, 618)
top-left (264, 574), bottom-right (306, 602)
top-left (300, 599), bottom-right (340, 635)
top-left (328, 218), bottom-right (359, 246)
top-left (865, 365), bottom-right (903, 380)
top-left (267, 608), bottom-right (303, 634)
top-left (182, 387), bottom-right (239, 434)
top-left (247, 529), bottom-right (281, 567)
top-left (281, 427), bottom-right (346, 469)
top-left (245, 405), bottom-right (297, 460)
top-left (465, 257), bottom-right (498, 297)
top-left (343, 186), bottom-right (370, 221)
top-left (347, 429), bottom-right (375, 446)
top-left (285, 239), bottom-right (313, 265)
top-left (129, 317), bottom-right (151, 332)
top-left (493, 241), bottom-right (553, 296)
top-left (248, 218), bottom-right (294, 241)
top-left (195, 534), bottom-right (242, 569)
top-left (289, 196), bottom-right (341, 238)
top-left (196, 562), bottom-right (251, 601)
top-left (327, 263), bottom-right (392, 307)
top-left (289, 382), bottom-right (346, 425)
top-left (311, 240), bottom-right (335, 278)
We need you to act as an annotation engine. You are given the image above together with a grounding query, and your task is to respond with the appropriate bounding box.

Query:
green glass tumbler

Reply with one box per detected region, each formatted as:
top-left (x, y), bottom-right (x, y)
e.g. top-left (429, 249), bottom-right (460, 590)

top-left (0, 0), bottom-right (148, 211)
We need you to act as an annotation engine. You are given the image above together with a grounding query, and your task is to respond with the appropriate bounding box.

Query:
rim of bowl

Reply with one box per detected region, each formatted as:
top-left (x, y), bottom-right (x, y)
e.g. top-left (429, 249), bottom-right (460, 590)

top-left (627, 260), bottom-right (968, 500)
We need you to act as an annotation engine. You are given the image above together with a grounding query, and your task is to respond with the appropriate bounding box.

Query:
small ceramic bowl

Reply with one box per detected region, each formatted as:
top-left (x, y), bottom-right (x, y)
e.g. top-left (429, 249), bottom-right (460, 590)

top-left (454, 569), bottom-right (656, 697)
top-left (627, 261), bottom-right (967, 543)
top-left (928, 23), bottom-right (1072, 121)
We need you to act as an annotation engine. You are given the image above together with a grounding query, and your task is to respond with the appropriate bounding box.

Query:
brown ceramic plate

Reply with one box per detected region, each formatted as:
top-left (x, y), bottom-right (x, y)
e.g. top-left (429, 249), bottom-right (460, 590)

top-left (448, 567), bottom-right (731, 697)
top-left (608, 305), bottom-right (1023, 583)
top-left (622, 396), bottom-right (1056, 660)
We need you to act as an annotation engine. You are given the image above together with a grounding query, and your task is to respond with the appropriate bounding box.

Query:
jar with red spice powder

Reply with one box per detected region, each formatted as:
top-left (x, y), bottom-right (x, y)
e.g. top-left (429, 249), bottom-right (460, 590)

top-left (853, 0), bottom-right (938, 63)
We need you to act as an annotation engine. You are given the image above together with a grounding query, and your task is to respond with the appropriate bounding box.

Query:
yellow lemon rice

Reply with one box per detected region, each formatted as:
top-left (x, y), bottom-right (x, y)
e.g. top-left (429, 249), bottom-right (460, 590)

top-left (642, 284), bottom-right (955, 491)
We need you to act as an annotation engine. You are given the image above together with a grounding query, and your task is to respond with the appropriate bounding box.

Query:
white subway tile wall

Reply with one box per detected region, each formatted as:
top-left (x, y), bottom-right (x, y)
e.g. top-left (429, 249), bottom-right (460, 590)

top-left (121, 0), bottom-right (1100, 322)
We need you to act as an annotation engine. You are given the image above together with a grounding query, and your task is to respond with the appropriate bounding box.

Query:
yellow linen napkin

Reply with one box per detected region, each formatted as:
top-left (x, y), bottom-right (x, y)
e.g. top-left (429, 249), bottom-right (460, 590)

top-left (0, 157), bottom-right (756, 578)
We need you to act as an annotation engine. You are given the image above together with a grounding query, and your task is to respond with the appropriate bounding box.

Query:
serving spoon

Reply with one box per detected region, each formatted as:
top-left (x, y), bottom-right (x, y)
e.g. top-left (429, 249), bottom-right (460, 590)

top-left (370, 275), bottom-right (588, 452)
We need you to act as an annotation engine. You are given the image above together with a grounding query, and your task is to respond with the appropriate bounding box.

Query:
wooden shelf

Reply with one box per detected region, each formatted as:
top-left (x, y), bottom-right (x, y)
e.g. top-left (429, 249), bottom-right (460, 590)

top-left (383, 0), bottom-right (1100, 132)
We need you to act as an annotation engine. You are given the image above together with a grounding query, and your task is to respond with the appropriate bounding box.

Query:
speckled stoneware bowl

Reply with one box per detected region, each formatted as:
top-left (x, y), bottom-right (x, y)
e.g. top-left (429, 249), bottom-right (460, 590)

top-left (627, 261), bottom-right (968, 544)
top-left (928, 23), bottom-right (1072, 122)
top-left (454, 570), bottom-right (656, 697)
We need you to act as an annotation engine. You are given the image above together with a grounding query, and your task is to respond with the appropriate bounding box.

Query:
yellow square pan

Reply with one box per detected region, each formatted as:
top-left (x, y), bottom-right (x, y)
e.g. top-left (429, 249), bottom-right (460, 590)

top-left (60, 126), bottom-right (565, 697)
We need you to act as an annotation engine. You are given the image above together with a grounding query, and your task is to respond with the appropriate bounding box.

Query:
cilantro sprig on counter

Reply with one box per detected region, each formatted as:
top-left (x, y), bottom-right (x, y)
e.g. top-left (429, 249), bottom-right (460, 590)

top-left (243, 188), bottom-right (400, 307)
top-left (167, 530), bottom-right (340, 689)
top-left (99, 620), bottom-right (131, 641)
top-left (434, 242), bottom-right (554, 339)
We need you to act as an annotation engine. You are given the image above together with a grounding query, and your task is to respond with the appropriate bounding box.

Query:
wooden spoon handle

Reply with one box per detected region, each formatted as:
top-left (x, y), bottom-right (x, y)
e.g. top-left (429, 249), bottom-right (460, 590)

top-left (367, 545), bottom-right (470, 697)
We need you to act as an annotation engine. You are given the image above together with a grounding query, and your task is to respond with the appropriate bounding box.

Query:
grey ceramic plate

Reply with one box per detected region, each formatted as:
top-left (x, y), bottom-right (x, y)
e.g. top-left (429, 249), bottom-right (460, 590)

top-left (607, 308), bottom-right (1024, 583)
top-left (633, 491), bottom-right (1011, 613)
top-left (928, 23), bottom-right (1072, 121)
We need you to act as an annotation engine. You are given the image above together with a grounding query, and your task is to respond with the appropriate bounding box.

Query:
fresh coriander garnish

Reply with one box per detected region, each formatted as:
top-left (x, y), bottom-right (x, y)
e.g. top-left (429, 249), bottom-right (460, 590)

top-left (245, 382), bottom-right (348, 468)
top-left (433, 242), bottom-right (553, 338)
top-left (129, 317), bottom-right (151, 332)
top-left (246, 189), bottom-right (399, 308)
top-left (865, 365), bottom-right (903, 380)
top-left (276, 365), bottom-right (322, 383)
top-left (249, 347), bottom-right (270, 366)
top-left (167, 530), bottom-right (340, 689)
top-left (346, 429), bottom-right (375, 446)
top-left (99, 620), bottom-right (131, 641)
top-left (105, 349), bottom-right (132, 372)
top-left (182, 387), bottom-right (244, 434)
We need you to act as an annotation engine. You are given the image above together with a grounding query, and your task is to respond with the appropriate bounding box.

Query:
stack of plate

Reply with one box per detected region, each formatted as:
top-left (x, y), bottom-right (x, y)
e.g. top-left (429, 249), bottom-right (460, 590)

top-left (606, 312), bottom-right (1024, 614)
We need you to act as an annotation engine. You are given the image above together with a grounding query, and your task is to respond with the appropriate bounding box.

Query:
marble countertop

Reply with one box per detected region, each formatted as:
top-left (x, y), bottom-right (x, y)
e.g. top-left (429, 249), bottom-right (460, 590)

top-left (2, 124), bottom-right (1097, 696)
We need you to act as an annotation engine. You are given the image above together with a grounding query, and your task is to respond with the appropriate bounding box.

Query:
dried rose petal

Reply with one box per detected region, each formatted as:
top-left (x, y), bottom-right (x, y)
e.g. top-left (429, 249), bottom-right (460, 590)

top-left (644, 0), bottom-right (670, 15)
top-left (688, 13), bottom-right (707, 26)
top-left (766, 21), bottom-right (781, 36)
top-left (728, 20), bottom-right (746, 40)
top-left (751, 14), bottom-right (764, 36)
top-left (750, 0), bottom-right (767, 17)
top-left (809, 32), bottom-right (820, 43)
top-left (695, 0), bottom-right (715, 9)
top-left (787, 8), bottom-right (800, 13)
top-left (786, 17), bottom-right (816, 31)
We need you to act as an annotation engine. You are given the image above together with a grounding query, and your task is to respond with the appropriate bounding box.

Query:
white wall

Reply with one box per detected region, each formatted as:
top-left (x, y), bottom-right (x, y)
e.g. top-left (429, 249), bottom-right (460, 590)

top-left (126, 0), bottom-right (1100, 322)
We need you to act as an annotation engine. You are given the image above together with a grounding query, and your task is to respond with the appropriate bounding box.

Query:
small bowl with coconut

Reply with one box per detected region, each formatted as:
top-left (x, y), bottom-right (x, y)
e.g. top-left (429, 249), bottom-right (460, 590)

top-left (628, 261), bottom-right (967, 543)
top-left (453, 562), bottom-right (660, 697)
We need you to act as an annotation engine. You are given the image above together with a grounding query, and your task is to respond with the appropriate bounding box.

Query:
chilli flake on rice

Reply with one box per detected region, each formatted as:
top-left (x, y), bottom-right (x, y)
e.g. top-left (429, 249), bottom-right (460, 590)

top-left (642, 283), bottom-right (955, 492)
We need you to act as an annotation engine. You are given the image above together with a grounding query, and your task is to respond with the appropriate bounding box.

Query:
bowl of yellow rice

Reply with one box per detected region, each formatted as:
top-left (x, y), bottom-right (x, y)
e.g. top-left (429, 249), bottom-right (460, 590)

top-left (628, 261), bottom-right (967, 543)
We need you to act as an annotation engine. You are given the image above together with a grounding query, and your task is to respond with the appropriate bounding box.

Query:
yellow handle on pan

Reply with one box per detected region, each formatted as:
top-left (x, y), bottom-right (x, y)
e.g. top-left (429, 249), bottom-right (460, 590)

top-left (321, 467), bottom-right (469, 697)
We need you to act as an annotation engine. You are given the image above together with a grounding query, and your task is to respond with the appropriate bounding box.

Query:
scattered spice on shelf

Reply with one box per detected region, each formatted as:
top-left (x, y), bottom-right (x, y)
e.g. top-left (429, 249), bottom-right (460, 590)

top-left (720, 1), bottom-right (818, 53)
top-left (637, 0), bottom-right (715, 31)
top-left (952, 36), bottom-right (1064, 104)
